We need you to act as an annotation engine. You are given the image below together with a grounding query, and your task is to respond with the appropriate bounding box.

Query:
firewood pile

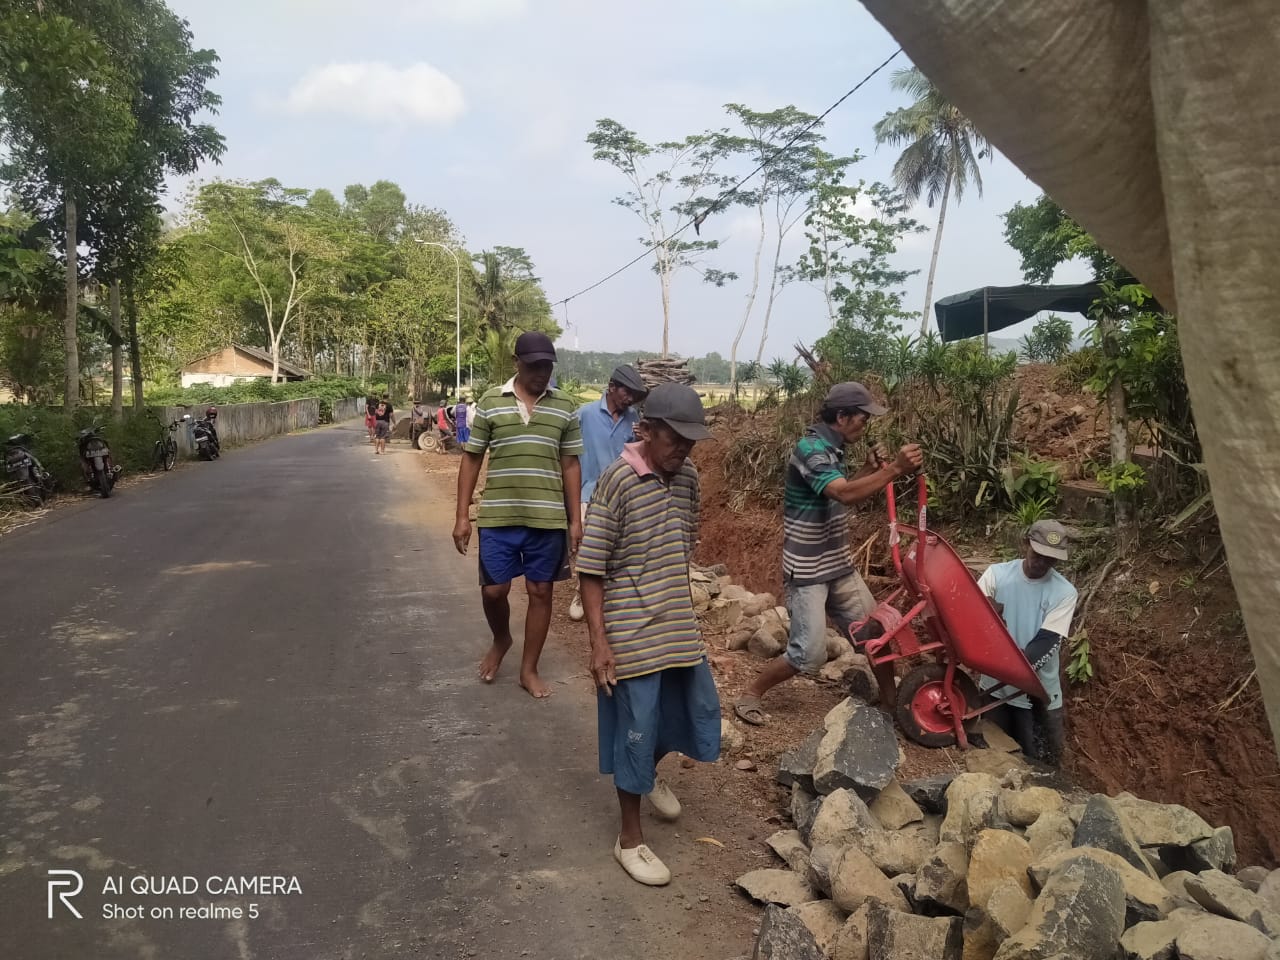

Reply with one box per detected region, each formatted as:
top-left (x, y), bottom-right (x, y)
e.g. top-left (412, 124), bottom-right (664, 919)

top-left (636, 357), bottom-right (696, 388)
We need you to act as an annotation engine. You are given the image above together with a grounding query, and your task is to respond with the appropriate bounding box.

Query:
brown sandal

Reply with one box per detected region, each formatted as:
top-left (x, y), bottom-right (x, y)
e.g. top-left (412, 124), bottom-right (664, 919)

top-left (734, 695), bottom-right (768, 726)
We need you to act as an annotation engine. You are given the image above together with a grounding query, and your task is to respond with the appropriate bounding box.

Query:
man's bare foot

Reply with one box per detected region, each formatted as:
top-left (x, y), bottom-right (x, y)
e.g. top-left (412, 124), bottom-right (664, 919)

top-left (519, 669), bottom-right (552, 699)
top-left (479, 639), bottom-right (512, 683)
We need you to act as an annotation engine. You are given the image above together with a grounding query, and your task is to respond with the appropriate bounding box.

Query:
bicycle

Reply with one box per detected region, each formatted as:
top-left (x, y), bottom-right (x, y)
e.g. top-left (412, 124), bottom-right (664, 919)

top-left (150, 412), bottom-right (187, 472)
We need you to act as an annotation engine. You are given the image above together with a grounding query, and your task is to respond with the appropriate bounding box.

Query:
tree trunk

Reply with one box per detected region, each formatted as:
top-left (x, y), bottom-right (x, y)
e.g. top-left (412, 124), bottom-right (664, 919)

top-left (659, 249), bottom-right (672, 359)
top-left (1098, 312), bottom-right (1135, 549)
top-left (921, 169), bottom-right (953, 337)
top-left (110, 279), bottom-right (123, 419)
top-left (125, 280), bottom-right (144, 410)
top-left (730, 199), bottom-right (768, 392)
top-left (755, 225), bottom-right (789, 366)
top-left (64, 190), bottom-right (79, 409)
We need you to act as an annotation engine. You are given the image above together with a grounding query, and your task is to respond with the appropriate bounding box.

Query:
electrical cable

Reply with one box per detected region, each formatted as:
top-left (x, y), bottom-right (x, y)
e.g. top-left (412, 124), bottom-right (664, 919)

top-left (550, 47), bottom-right (903, 311)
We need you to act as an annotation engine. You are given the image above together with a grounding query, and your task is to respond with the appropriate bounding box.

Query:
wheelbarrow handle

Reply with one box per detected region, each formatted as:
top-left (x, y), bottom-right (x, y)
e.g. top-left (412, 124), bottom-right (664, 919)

top-left (886, 472), bottom-right (929, 591)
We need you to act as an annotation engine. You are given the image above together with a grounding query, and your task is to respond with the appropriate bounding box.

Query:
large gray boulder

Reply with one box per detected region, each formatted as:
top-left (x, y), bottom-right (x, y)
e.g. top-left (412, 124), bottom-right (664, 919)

top-left (1185, 869), bottom-right (1280, 936)
top-left (850, 827), bottom-right (935, 876)
top-left (913, 841), bottom-right (970, 916)
top-left (1174, 913), bottom-right (1274, 960)
top-left (1119, 918), bottom-right (1185, 960)
top-left (752, 903), bottom-right (825, 960)
top-left (866, 902), bottom-right (962, 960)
top-left (736, 869), bottom-right (818, 907)
top-left (1025, 810), bottom-right (1075, 857)
top-left (812, 698), bottom-right (901, 798)
top-left (986, 878), bottom-right (1034, 942)
top-left (940, 773), bottom-right (1002, 845)
top-left (1073, 794), bottom-right (1158, 878)
top-left (792, 783), bottom-right (821, 842)
top-left (1163, 825), bottom-right (1237, 874)
top-left (809, 788), bottom-right (879, 850)
top-left (830, 845), bottom-right (910, 914)
top-left (1110, 792), bottom-right (1215, 847)
top-left (1258, 868), bottom-right (1280, 913)
top-left (829, 903), bottom-right (871, 960)
top-left (807, 844), bottom-right (841, 898)
top-left (1030, 847), bottom-right (1178, 926)
top-left (773, 732), bottom-right (824, 793)
top-left (1001, 786), bottom-right (1064, 828)
top-left (994, 853), bottom-right (1126, 960)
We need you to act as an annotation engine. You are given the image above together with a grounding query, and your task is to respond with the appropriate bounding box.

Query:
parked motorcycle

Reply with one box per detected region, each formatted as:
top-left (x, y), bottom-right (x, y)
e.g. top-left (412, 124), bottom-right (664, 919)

top-left (3, 433), bottom-right (56, 506)
top-left (77, 423), bottom-right (120, 498)
top-left (191, 415), bottom-right (220, 460)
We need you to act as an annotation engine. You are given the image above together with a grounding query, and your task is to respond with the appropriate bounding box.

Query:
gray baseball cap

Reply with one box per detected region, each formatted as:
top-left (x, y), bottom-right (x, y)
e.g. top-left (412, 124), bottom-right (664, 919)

top-left (824, 381), bottom-right (888, 416)
top-left (643, 383), bottom-right (712, 441)
top-left (1028, 519), bottom-right (1071, 560)
top-left (610, 364), bottom-right (649, 396)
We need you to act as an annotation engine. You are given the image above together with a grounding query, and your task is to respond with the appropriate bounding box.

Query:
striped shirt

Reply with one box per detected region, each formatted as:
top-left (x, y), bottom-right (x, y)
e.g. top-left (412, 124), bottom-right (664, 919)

top-left (783, 422), bottom-right (853, 585)
top-left (577, 443), bottom-right (705, 680)
top-left (465, 378), bottom-right (584, 530)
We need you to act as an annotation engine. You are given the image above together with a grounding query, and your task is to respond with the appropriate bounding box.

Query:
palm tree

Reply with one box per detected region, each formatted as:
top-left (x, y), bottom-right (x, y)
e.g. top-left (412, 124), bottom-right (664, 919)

top-left (874, 68), bottom-right (991, 336)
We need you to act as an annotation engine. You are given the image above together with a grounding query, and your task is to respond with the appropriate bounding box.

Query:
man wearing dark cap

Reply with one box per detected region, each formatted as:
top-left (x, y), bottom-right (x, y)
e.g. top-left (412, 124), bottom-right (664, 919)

top-left (976, 519), bottom-right (1078, 766)
top-left (568, 364), bottom-right (650, 621)
top-left (454, 331), bottom-right (584, 698)
top-left (734, 381), bottom-right (923, 726)
top-left (578, 383), bottom-right (721, 886)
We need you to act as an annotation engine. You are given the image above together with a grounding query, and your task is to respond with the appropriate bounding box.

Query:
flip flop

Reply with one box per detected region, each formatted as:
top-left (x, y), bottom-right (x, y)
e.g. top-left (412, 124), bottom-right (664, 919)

top-left (734, 695), bottom-right (768, 726)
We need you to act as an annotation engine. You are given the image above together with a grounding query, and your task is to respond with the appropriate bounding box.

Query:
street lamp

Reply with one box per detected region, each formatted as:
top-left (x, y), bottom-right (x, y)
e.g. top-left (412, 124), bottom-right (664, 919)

top-left (414, 239), bottom-right (462, 394)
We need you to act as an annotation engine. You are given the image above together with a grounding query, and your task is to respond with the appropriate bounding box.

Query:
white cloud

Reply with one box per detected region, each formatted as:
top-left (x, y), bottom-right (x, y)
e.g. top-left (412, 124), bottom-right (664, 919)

top-left (284, 62), bottom-right (466, 126)
top-left (400, 0), bottom-right (527, 23)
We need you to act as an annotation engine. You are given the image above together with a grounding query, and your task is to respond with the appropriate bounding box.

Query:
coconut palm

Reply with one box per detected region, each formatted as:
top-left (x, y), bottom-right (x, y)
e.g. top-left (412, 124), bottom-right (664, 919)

top-left (874, 68), bottom-right (991, 336)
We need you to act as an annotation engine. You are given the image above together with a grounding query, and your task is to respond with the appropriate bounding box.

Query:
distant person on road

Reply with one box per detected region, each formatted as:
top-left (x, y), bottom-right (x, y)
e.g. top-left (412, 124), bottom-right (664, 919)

top-left (568, 364), bottom-right (648, 622)
top-left (578, 383), bottom-right (720, 887)
top-left (976, 520), bottom-right (1079, 767)
top-left (373, 395), bottom-right (393, 455)
top-left (733, 382), bottom-right (923, 727)
top-left (454, 395), bottom-right (471, 447)
top-left (453, 332), bottom-right (583, 699)
top-left (365, 396), bottom-right (378, 443)
top-left (410, 399), bottom-right (428, 447)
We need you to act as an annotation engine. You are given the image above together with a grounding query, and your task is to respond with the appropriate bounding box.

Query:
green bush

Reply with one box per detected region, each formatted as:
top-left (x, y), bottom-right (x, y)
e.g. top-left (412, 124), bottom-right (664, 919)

top-left (0, 405), bottom-right (156, 492)
top-left (1019, 314), bottom-right (1074, 364)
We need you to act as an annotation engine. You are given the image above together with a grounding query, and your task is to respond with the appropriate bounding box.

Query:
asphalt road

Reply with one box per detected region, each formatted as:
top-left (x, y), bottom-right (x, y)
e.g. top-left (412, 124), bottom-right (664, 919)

top-left (0, 421), bottom-right (746, 960)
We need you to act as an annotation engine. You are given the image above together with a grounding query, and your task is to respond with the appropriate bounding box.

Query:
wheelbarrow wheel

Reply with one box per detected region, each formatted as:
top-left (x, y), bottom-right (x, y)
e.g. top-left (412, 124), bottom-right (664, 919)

top-left (896, 662), bottom-right (980, 748)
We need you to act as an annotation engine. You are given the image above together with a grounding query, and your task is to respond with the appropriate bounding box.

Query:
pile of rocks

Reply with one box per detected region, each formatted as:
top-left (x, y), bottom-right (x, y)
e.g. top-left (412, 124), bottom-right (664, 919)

top-left (735, 697), bottom-right (1280, 960)
top-left (691, 567), bottom-right (879, 698)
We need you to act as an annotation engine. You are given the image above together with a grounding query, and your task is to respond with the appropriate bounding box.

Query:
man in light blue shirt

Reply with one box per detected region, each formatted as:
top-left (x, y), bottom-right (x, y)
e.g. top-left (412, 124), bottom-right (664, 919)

top-left (569, 364), bottom-right (649, 621)
top-left (977, 519), bottom-right (1079, 767)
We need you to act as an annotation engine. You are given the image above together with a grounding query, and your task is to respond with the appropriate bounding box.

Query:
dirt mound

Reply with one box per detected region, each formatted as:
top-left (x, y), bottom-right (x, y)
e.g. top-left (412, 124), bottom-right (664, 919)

top-left (1013, 363), bottom-right (1108, 468)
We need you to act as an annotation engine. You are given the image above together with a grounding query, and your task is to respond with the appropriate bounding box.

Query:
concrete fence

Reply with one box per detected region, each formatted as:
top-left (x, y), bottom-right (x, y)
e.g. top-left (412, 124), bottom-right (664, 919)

top-left (331, 397), bottom-right (365, 423)
top-left (160, 399), bottom-right (320, 459)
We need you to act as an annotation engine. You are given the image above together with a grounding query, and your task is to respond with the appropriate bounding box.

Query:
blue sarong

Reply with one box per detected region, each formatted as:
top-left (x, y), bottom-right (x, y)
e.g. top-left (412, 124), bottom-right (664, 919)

top-left (597, 660), bottom-right (721, 795)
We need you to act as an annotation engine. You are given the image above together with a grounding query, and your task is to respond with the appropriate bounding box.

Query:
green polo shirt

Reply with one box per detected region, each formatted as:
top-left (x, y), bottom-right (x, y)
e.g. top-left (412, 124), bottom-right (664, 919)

top-left (465, 378), bottom-right (584, 529)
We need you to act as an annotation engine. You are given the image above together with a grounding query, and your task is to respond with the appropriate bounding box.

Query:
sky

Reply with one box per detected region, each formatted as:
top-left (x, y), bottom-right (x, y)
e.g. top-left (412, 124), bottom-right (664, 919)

top-left (163, 0), bottom-right (1093, 358)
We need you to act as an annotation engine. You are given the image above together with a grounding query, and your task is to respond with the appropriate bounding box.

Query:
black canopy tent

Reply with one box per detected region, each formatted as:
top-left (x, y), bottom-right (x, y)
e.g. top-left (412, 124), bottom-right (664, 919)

top-left (932, 281), bottom-right (1109, 345)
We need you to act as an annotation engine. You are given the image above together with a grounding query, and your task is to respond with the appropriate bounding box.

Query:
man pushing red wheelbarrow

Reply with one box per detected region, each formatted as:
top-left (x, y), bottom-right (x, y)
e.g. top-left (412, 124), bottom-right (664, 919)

top-left (734, 381), bottom-right (1077, 768)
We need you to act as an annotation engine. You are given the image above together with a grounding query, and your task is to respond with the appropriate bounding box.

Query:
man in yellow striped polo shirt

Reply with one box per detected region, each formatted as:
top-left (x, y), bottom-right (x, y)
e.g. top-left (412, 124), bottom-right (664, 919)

top-left (453, 332), bottom-right (584, 699)
top-left (578, 383), bottom-right (721, 886)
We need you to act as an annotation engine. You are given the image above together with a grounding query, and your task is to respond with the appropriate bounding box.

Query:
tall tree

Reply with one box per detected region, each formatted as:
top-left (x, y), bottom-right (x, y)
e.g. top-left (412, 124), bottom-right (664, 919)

top-left (874, 67), bottom-right (990, 336)
top-left (0, 5), bottom-right (135, 406)
top-left (587, 119), bottom-right (736, 357)
top-left (1002, 194), bottom-right (1121, 283)
top-left (716, 104), bottom-right (822, 390)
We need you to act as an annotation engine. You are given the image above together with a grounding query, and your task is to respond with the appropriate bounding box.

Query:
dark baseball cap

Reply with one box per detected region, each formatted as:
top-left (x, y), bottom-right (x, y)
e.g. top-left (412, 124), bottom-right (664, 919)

top-left (823, 381), bottom-right (888, 416)
top-left (643, 383), bottom-right (712, 441)
top-left (514, 331), bottom-right (557, 362)
top-left (1028, 519), bottom-right (1071, 560)
top-left (610, 364), bottom-right (649, 396)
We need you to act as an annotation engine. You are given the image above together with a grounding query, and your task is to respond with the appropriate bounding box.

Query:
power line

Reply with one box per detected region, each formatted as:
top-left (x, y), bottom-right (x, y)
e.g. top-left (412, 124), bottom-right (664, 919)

top-left (551, 47), bottom-right (903, 311)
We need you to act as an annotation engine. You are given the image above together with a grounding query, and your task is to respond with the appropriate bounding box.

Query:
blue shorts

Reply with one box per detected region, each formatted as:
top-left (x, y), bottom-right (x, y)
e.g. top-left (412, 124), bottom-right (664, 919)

top-left (478, 526), bottom-right (570, 586)
top-left (597, 661), bottom-right (721, 795)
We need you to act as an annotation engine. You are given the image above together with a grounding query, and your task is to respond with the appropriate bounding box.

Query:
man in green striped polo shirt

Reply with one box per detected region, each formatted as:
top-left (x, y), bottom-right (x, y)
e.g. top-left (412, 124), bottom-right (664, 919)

top-left (578, 383), bottom-right (721, 886)
top-left (734, 381), bottom-right (923, 725)
top-left (453, 331), bottom-right (584, 699)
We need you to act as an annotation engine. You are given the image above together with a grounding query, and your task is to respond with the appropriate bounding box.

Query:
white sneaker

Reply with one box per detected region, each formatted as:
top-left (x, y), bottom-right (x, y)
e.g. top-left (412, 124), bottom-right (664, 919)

top-left (614, 838), bottom-right (671, 886)
top-left (647, 779), bottom-right (681, 821)
top-left (568, 592), bottom-right (585, 622)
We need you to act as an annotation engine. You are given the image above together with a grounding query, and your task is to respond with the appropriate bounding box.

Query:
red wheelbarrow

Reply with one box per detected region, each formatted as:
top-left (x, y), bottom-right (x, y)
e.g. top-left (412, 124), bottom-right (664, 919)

top-left (849, 473), bottom-right (1047, 748)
